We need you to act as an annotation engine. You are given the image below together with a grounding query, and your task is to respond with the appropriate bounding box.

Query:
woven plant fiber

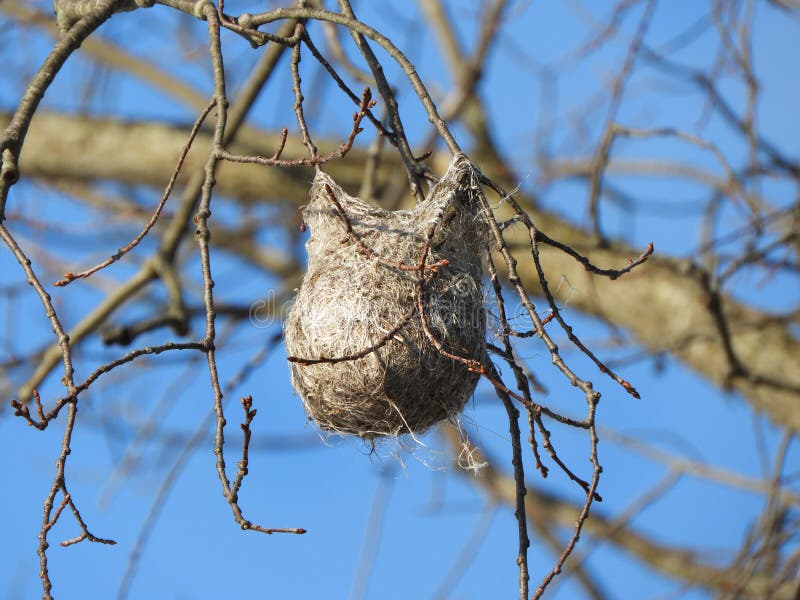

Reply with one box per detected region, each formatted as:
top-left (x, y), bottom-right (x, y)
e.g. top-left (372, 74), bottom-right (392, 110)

top-left (285, 154), bottom-right (487, 439)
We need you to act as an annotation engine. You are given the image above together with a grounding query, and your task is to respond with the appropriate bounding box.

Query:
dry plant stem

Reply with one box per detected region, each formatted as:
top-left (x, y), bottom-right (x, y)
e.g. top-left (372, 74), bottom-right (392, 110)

top-left (336, 0), bottom-right (425, 202)
top-left (487, 246), bottom-right (601, 503)
top-left (118, 334), bottom-right (295, 600)
top-left (486, 361), bottom-right (530, 600)
top-left (536, 233), bottom-right (654, 280)
top-left (15, 18), bottom-right (298, 404)
top-left (0, 1), bottom-right (207, 111)
top-left (0, 224), bottom-right (76, 398)
top-left (0, 0), bottom-right (117, 217)
top-left (478, 173), bottom-right (642, 398)
top-left (485, 252), bottom-right (548, 479)
top-left (527, 409), bottom-right (549, 479)
top-left (289, 26), bottom-right (319, 161)
top-left (201, 3), bottom-right (241, 524)
top-left (288, 311), bottom-right (414, 365)
top-left (12, 342), bottom-right (204, 428)
top-left (54, 99), bottom-right (217, 287)
top-left (300, 30), bottom-right (396, 141)
top-left (532, 397), bottom-right (602, 600)
top-left (231, 396), bottom-right (256, 499)
top-left (60, 490), bottom-right (117, 547)
top-left (38, 402), bottom-right (116, 599)
top-left (195, 5), bottom-right (302, 537)
top-left (532, 412), bottom-right (602, 502)
top-left (218, 87), bottom-right (374, 167)
top-left (529, 226), bottom-right (642, 399)
top-left (247, 7), bottom-right (462, 156)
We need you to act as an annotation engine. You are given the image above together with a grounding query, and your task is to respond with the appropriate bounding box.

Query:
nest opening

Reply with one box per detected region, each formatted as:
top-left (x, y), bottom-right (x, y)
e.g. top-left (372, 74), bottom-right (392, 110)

top-left (285, 154), bottom-right (488, 440)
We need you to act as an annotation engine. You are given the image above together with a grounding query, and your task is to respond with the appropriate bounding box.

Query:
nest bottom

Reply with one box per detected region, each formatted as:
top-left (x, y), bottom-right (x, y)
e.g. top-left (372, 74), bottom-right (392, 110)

top-left (289, 326), bottom-right (481, 439)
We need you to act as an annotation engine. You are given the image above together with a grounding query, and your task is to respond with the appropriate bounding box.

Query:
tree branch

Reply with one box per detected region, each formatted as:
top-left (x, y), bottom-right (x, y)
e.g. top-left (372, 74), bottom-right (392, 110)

top-left (7, 110), bottom-right (799, 430)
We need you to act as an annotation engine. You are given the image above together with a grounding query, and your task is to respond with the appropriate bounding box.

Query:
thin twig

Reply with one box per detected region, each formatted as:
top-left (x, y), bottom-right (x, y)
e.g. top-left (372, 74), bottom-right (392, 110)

top-left (54, 99), bottom-right (217, 286)
top-left (218, 87), bottom-right (375, 168)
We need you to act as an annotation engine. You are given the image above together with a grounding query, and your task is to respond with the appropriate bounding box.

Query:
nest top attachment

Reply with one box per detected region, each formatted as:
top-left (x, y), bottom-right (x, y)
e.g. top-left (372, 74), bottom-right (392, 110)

top-left (284, 154), bottom-right (487, 440)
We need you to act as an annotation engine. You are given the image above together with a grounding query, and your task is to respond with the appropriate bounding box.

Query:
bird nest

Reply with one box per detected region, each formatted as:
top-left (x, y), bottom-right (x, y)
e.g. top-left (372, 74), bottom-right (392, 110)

top-left (284, 154), bottom-right (488, 439)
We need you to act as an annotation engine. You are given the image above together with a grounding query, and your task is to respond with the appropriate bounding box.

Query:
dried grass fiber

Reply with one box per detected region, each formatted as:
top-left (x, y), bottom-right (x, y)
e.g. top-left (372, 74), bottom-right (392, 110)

top-left (285, 154), bottom-right (487, 439)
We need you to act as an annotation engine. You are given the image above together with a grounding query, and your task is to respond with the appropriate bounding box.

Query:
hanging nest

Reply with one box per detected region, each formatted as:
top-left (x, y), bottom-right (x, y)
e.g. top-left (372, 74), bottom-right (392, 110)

top-left (284, 154), bottom-right (488, 439)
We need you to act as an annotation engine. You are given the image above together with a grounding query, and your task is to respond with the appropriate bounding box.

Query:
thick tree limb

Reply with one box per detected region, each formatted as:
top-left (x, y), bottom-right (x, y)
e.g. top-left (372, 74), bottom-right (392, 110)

top-left (2, 111), bottom-right (799, 430)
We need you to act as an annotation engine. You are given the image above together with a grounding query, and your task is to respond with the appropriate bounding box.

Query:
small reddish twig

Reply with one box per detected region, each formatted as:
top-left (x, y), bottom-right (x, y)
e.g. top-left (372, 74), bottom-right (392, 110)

top-left (223, 397), bottom-right (306, 535)
top-left (530, 227), bottom-right (642, 399)
top-left (12, 388), bottom-right (49, 430)
top-left (288, 310), bottom-right (414, 365)
top-left (232, 396), bottom-right (256, 499)
top-left (412, 220), bottom-right (485, 371)
top-left (478, 172), bottom-right (643, 399)
top-left (54, 99), bottom-right (217, 287)
top-left (527, 409), bottom-right (549, 478)
top-left (533, 412), bottom-right (602, 502)
top-left (538, 234), bottom-right (655, 280)
top-left (218, 87), bottom-right (376, 168)
top-left (11, 342), bottom-right (204, 429)
top-left (322, 183), bottom-right (449, 273)
top-left (531, 397), bottom-right (602, 600)
top-left (485, 252), bottom-right (550, 479)
top-left (300, 31), bottom-right (397, 142)
top-left (272, 127), bottom-right (288, 160)
top-left (502, 311), bottom-right (556, 338)
top-left (47, 490), bottom-right (115, 549)
top-left (46, 494), bottom-right (71, 530)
